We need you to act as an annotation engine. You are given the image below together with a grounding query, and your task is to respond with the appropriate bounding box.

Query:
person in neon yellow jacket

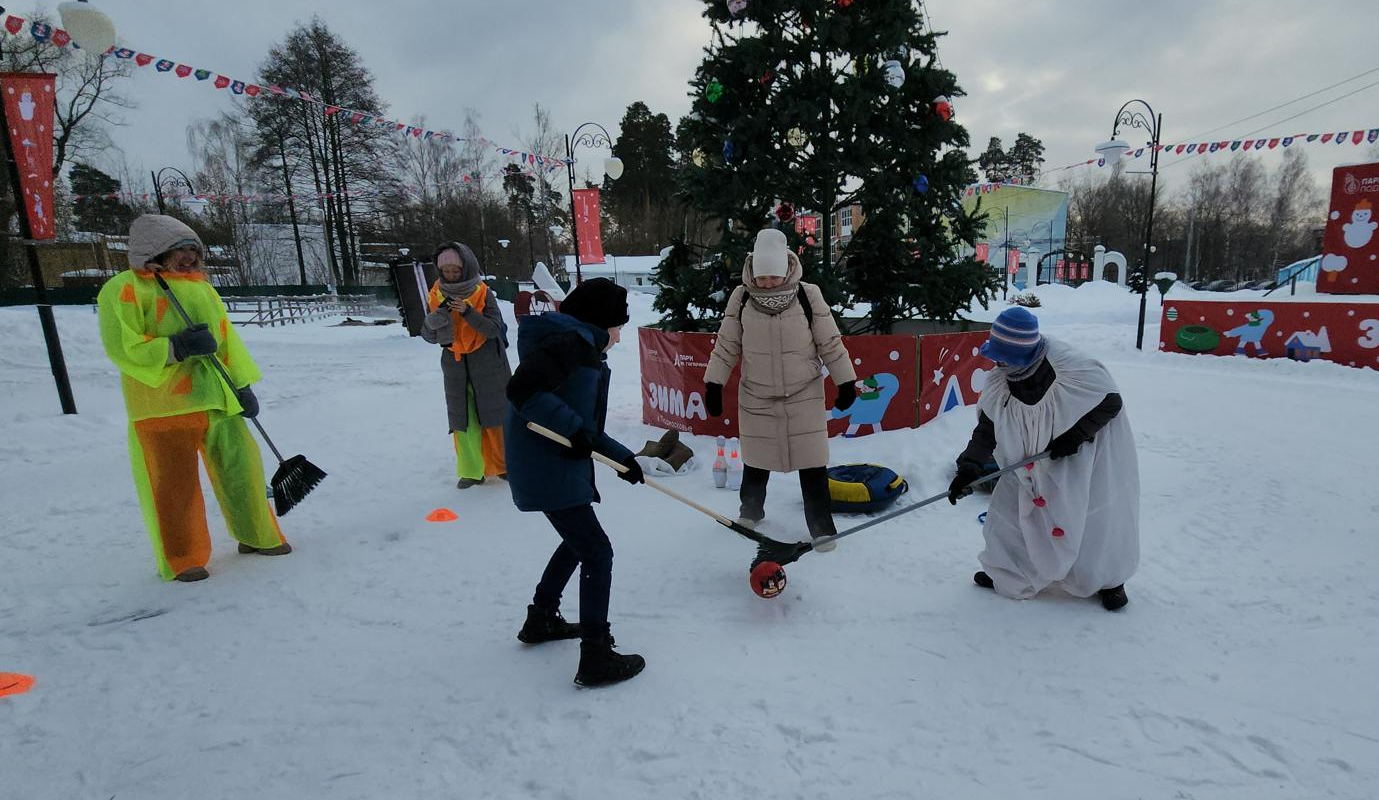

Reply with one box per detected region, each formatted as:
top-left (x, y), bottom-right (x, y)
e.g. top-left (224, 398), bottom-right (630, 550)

top-left (97, 214), bottom-right (290, 583)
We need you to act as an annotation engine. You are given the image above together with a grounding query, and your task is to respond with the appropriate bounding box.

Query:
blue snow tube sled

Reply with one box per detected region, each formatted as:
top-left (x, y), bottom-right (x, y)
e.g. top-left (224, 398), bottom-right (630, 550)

top-left (827, 464), bottom-right (909, 514)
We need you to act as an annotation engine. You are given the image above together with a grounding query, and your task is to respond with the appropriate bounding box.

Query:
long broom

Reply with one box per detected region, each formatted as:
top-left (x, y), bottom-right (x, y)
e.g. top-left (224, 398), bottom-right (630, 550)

top-left (153, 271), bottom-right (326, 515)
top-left (526, 422), bottom-right (813, 561)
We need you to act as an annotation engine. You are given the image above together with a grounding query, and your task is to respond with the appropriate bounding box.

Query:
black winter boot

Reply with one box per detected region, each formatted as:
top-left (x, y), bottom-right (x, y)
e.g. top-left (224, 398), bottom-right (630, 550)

top-left (517, 605), bottom-right (581, 644)
top-left (1098, 585), bottom-right (1129, 611)
top-left (574, 635), bottom-right (645, 687)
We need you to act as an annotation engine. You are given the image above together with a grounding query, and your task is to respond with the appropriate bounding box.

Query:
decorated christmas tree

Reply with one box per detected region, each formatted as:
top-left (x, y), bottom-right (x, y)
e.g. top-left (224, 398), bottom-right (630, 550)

top-left (672, 0), bottom-right (996, 333)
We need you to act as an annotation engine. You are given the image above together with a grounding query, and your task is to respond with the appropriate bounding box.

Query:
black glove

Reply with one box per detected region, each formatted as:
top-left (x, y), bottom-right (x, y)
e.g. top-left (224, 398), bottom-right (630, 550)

top-left (1049, 429), bottom-right (1087, 461)
top-left (563, 429), bottom-right (595, 460)
top-left (705, 382), bottom-right (723, 417)
top-left (236, 386), bottom-right (259, 419)
top-left (948, 459), bottom-right (985, 505)
top-left (169, 324), bottom-right (217, 362)
top-left (617, 455), bottom-right (645, 485)
top-left (833, 381), bottom-right (857, 412)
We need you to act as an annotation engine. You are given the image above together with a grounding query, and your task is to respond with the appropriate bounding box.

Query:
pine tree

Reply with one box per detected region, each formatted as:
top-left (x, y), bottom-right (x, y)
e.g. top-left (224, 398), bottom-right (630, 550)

top-left (651, 239), bottom-right (737, 331)
top-left (978, 137), bottom-right (1011, 183)
top-left (673, 0), bottom-right (995, 333)
top-left (70, 163), bottom-right (135, 236)
top-left (603, 102), bottom-right (677, 253)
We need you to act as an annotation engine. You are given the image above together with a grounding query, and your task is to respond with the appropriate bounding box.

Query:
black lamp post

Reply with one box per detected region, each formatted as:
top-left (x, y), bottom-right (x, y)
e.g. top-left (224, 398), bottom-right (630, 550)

top-left (1097, 99), bottom-right (1162, 350)
top-left (565, 122), bottom-right (623, 285)
top-left (152, 167), bottom-right (196, 215)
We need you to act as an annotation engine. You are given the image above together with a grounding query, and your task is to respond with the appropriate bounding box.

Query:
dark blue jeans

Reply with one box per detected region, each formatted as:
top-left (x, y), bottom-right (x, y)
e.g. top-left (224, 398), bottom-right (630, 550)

top-left (533, 504), bottom-right (613, 641)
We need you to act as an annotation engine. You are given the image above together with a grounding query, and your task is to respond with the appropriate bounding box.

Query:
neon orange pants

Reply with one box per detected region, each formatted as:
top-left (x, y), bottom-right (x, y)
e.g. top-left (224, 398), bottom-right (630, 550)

top-left (128, 410), bottom-right (286, 580)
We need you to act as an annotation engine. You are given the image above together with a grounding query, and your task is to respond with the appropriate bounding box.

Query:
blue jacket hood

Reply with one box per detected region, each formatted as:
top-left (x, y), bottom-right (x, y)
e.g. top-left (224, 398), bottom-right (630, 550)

top-left (516, 312), bottom-right (606, 359)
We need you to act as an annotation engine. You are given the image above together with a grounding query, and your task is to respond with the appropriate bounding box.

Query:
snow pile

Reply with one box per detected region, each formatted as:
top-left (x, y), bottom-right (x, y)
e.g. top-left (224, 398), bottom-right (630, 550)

top-left (2, 285), bottom-right (1378, 799)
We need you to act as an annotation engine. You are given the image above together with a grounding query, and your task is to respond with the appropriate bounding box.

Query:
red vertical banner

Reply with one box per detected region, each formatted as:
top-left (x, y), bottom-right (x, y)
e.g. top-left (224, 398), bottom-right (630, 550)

top-left (1056, 259), bottom-right (1066, 280)
top-left (1318, 161), bottom-right (1379, 294)
top-left (975, 242), bottom-right (989, 263)
top-left (572, 188), bottom-right (606, 265)
top-left (1007, 249), bottom-right (1021, 275)
top-left (1, 73), bottom-right (57, 240)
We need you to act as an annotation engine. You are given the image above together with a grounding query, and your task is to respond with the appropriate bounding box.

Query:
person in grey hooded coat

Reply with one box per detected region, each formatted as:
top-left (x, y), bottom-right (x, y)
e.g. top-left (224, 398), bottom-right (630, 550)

top-left (420, 242), bottom-right (512, 487)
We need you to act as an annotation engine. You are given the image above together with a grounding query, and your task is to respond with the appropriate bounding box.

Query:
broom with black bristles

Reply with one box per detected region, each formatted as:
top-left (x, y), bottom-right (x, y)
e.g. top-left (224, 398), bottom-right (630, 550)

top-left (153, 271), bottom-right (326, 515)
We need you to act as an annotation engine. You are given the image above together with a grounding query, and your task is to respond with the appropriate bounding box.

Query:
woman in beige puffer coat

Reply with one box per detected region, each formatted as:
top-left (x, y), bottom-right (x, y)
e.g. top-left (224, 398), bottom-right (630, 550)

top-left (705, 228), bottom-right (856, 549)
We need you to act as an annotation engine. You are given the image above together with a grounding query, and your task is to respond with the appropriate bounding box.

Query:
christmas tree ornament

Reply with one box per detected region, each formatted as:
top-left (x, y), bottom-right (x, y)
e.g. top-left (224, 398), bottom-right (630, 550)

top-left (836, 0), bottom-right (854, 8)
top-left (726, 0), bottom-right (749, 17)
top-left (933, 95), bottom-right (954, 121)
top-left (786, 127), bottom-right (807, 147)
top-left (883, 60), bottom-right (905, 88)
top-left (760, 69), bottom-right (775, 86)
top-left (775, 201), bottom-right (796, 223)
top-left (692, 148), bottom-right (707, 167)
top-left (705, 80), bottom-right (725, 103)
top-left (722, 139), bottom-right (737, 165)
top-left (912, 175), bottom-right (929, 194)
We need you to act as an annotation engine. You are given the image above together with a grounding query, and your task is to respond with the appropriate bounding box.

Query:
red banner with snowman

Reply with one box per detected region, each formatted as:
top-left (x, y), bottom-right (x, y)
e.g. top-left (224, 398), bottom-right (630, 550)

top-left (1318, 162), bottom-right (1379, 293)
top-left (918, 331), bottom-right (993, 425)
top-left (639, 328), bottom-right (919, 438)
top-left (1, 73), bottom-right (57, 240)
top-left (1158, 301), bottom-right (1379, 370)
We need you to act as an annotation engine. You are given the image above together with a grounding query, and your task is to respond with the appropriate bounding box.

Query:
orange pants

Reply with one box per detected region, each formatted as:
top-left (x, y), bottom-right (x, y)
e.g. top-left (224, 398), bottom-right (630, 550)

top-left (128, 410), bottom-right (286, 580)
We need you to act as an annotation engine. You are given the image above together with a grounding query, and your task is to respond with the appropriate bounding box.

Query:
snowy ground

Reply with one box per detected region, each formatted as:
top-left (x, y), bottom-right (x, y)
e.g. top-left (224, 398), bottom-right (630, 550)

top-left (3, 284), bottom-right (1378, 800)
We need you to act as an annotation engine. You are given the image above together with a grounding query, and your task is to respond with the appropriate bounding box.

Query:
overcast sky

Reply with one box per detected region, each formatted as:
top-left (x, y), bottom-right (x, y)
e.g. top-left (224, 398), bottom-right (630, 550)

top-left (82, 0), bottom-right (1379, 199)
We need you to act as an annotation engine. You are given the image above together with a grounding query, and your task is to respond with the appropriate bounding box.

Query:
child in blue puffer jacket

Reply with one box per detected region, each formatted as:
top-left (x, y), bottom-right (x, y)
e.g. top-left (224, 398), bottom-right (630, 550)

top-left (504, 278), bottom-right (646, 687)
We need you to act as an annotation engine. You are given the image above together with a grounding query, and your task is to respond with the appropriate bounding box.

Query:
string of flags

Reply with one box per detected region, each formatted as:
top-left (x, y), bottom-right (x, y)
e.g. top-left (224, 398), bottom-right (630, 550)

top-left (70, 170), bottom-right (555, 204)
top-left (1047, 126), bottom-right (1379, 174)
top-left (0, 10), bottom-right (575, 172)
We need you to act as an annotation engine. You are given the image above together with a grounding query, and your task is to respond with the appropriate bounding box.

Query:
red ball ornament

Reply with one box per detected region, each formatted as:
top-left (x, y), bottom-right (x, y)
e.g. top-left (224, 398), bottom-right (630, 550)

top-left (775, 201), bottom-right (795, 223)
top-left (750, 561), bottom-right (787, 598)
top-left (1051, 527), bottom-right (1065, 538)
top-left (760, 69), bottom-right (775, 86)
top-left (837, 0), bottom-right (854, 7)
top-left (933, 95), bottom-right (954, 122)
top-left (1033, 496), bottom-right (1047, 508)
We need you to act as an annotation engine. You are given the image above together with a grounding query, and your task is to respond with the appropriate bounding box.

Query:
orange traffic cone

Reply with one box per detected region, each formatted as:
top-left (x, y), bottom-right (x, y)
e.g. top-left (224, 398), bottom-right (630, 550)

top-left (426, 508), bottom-right (458, 523)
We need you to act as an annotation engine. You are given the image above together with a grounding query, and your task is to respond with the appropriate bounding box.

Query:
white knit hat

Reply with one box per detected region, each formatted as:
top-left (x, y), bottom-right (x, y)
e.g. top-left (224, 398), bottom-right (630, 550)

top-left (751, 228), bottom-right (790, 278)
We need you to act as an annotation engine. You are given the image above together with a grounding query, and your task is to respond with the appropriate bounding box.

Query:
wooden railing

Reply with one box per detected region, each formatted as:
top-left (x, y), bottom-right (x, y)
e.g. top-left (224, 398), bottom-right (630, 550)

top-left (223, 294), bottom-right (376, 327)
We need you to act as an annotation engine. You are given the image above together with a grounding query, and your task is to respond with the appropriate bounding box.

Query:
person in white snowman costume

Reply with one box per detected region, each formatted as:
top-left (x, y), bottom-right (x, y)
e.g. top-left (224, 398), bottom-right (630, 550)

top-left (947, 307), bottom-right (1139, 611)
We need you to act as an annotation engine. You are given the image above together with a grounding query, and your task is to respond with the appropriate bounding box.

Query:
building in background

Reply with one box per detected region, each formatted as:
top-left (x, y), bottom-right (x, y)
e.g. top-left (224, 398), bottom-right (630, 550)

top-left (560, 254), bottom-right (662, 293)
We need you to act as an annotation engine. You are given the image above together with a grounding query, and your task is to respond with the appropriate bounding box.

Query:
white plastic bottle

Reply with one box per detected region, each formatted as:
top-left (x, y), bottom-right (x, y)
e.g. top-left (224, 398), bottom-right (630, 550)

top-left (713, 435), bottom-right (728, 489)
top-left (727, 437), bottom-right (744, 491)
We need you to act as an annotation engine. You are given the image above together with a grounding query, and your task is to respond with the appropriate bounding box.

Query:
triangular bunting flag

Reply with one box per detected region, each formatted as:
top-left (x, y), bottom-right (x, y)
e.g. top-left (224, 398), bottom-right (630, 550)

top-left (1307, 134), bottom-right (1320, 142)
top-left (113, 47), bottom-right (135, 59)
top-left (214, 75), bottom-right (231, 89)
top-left (1369, 129), bottom-right (1379, 143)
top-left (1352, 131), bottom-right (1365, 145)
top-left (30, 22), bottom-right (51, 41)
top-left (1254, 139), bottom-right (1266, 149)
top-left (395, 123), bottom-right (406, 132)
top-left (155, 59), bottom-right (174, 72)
top-left (1230, 141), bottom-right (1241, 151)
top-left (1133, 148), bottom-right (1144, 157)
top-left (1336, 132), bottom-right (1349, 144)
top-left (194, 69), bottom-right (211, 81)
top-left (1243, 140), bottom-right (1254, 151)
top-left (1282, 136), bottom-right (1294, 147)
top-left (1209, 143), bottom-right (1220, 153)
top-left (350, 112), bottom-right (364, 124)
top-left (1197, 143), bottom-right (1210, 154)
top-left (230, 81), bottom-right (246, 95)
top-left (1216, 141), bottom-right (1229, 150)
top-left (299, 90), bottom-right (314, 101)
top-left (325, 105), bottom-right (341, 116)
top-left (1267, 138), bottom-right (1280, 149)
top-left (244, 85), bottom-right (261, 97)
top-left (134, 53), bottom-right (154, 67)
top-left (1175, 144), bottom-right (1186, 154)
top-left (1321, 133), bottom-right (1334, 143)
top-left (266, 85), bottom-right (285, 95)
top-left (175, 64), bottom-right (192, 78)
top-left (52, 29), bottom-right (71, 47)
top-left (411, 127), bottom-right (423, 138)
top-left (284, 87), bottom-right (300, 98)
